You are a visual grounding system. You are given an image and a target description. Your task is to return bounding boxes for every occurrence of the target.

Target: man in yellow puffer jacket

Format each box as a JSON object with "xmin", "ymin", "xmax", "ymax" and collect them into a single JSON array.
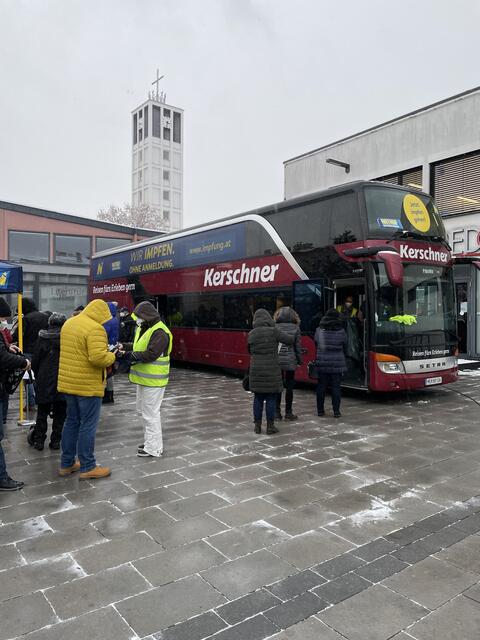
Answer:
[{"xmin": 57, "ymin": 299, "xmax": 116, "ymax": 480}]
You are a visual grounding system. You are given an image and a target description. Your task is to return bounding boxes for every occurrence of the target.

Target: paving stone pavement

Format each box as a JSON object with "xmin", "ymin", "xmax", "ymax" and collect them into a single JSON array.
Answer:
[{"xmin": 1, "ymin": 366, "xmax": 480, "ymax": 639}]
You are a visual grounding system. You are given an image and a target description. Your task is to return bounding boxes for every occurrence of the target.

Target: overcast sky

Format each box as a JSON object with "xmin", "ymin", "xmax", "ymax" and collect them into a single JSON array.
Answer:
[{"xmin": 0, "ymin": 0, "xmax": 479, "ymax": 228}]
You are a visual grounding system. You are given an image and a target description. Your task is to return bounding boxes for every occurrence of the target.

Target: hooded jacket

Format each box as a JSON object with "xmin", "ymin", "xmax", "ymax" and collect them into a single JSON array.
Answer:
[
  {"xmin": 0, "ymin": 332, "xmax": 28, "ymax": 396},
  {"xmin": 12, "ymin": 298, "xmax": 49, "ymax": 353},
  {"xmin": 103, "ymin": 302, "xmax": 120, "ymax": 346},
  {"xmin": 32, "ymin": 327, "xmax": 64, "ymax": 404},
  {"xmin": 57, "ymin": 300, "xmax": 115, "ymax": 397},
  {"xmin": 123, "ymin": 301, "xmax": 170, "ymax": 363},
  {"xmin": 247, "ymin": 309, "xmax": 295, "ymax": 393},
  {"xmin": 274, "ymin": 307, "xmax": 303, "ymax": 371},
  {"xmin": 314, "ymin": 310, "xmax": 347, "ymax": 375}
]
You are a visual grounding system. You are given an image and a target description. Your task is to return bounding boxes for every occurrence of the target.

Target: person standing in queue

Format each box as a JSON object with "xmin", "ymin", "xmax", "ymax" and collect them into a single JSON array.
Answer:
[
  {"xmin": 248, "ymin": 308, "xmax": 294, "ymax": 435},
  {"xmin": 103, "ymin": 302, "xmax": 120, "ymax": 405},
  {"xmin": 0, "ymin": 297, "xmax": 30, "ymax": 490},
  {"xmin": 57, "ymin": 299, "xmax": 116, "ymax": 479},
  {"xmin": 314, "ymin": 308, "xmax": 347, "ymax": 418},
  {"xmin": 337, "ymin": 295, "xmax": 357, "ymax": 319},
  {"xmin": 118, "ymin": 301, "xmax": 172, "ymax": 458},
  {"xmin": 273, "ymin": 306, "xmax": 303, "ymax": 421}
]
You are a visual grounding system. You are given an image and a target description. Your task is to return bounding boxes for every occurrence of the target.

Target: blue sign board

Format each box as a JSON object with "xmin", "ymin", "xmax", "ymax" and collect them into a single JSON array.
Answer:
[
  {"xmin": 92, "ymin": 224, "xmax": 246, "ymax": 281},
  {"xmin": 0, "ymin": 261, "xmax": 23, "ymax": 294}
]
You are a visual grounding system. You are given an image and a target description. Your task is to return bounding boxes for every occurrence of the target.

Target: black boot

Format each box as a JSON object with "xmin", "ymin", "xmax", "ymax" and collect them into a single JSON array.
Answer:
[
  {"xmin": 254, "ymin": 420, "xmax": 262, "ymax": 434},
  {"xmin": 267, "ymin": 420, "xmax": 279, "ymax": 435},
  {"xmin": 284, "ymin": 412, "xmax": 298, "ymax": 420},
  {"xmin": 102, "ymin": 390, "xmax": 114, "ymax": 405},
  {"xmin": 27, "ymin": 426, "xmax": 35, "ymax": 447},
  {"xmin": 275, "ymin": 409, "xmax": 283, "ymax": 421},
  {"xmin": 33, "ymin": 438, "xmax": 45, "ymax": 451}
]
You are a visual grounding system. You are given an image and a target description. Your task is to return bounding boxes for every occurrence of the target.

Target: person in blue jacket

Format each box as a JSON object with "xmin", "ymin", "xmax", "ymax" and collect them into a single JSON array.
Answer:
[{"xmin": 103, "ymin": 302, "xmax": 119, "ymax": 404}]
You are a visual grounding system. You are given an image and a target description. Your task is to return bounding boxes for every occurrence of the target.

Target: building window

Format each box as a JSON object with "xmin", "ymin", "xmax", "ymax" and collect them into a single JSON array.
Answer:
[
  {"xmin": 173, "ymin": 112, "xmax": 181, "ymax": 143},
  {"xmin": 133, "ymin": 113, "xmax": 137, "ymax": 145},
  {"xmin": 163, "ymin": 170, "xmax": 170, "ymax": 183},
  {"xmin": 138, "ymin": 169, "xmax": 143, "ymax": 186},
  {"xmin": 164, "ymin": 108, "xmax": 171, "ymax": 118},
  {"xmin": 163, "ymin": 190, "xmax": 170, "ymax": 201},
  {"xmin": 144, "ymin": 106, "xmax": 148, "ymax": 138},
  {"xmin": 96, "ymin": 237, "xmax": 130, "ymax": 253},
  {"xmin": 432, "ymin": 151, "xmax": 480, "ymax": 215},
  {"xmin": 163, "ymin": 210, "xmax": 170, "ymax": 223},
  {"xmin": 375, "ymin": 167, "xmax": 423, "ymax": 191},
  {"xmin": 139, "ymin": 128, "xmax": 143, "ymax": 142},
  {"xmin": 163, "ymin": 150, "xmax": 170, "ymax": 163},
  {"xmin": 139, "ymin": 150, "xmax": 143, "ymax": 164},
  {"xmin": 163, "ymin": 127, "xmax": 171, "ymax": 141},
  {"xmin": 54, "ymin": 235, "xmax": 91, "ymax": 265},
  {"xmin": 152, "ymin": 105, "xmax": 161, "ymax": 138},
  {"xmin": 9, "ymin": 231, "xmax": 49, "ymax": 263},
  {"xmin": 138, "ymin": 191, "xmax": 143, "ymax": 204}
]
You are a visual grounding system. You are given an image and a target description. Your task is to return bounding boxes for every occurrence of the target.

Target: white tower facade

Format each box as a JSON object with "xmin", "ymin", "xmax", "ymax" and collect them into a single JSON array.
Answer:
[{"xmin": 131, "ymin": 79, "xmax": 184, "ymax": 232}]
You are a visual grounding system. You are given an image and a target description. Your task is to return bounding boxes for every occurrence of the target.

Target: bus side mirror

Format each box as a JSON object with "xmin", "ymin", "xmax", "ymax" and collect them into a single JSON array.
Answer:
[{"xmin": 378, "ymin": 250, "xmax": 404, "ymax": 288}]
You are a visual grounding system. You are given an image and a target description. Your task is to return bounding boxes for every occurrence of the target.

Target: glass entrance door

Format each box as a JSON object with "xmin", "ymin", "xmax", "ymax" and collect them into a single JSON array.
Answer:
[{"xmin": 455, "ymin": 281, "xmax": 468, "ymax": 354}]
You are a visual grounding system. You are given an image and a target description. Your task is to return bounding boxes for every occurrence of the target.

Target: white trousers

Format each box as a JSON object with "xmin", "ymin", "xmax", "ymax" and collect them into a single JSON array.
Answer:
[{"xmin": 136, "ymin": 385, "xmax": 165, "ymax": 456}]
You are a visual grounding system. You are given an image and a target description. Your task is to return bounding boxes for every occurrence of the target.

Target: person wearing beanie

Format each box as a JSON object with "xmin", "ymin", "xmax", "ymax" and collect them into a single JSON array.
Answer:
[
  {"xmin": 57, "ymin": 300, "xmax": 115, "ymax": 480},
  {"xmin": 314, "ymin": 308, "xmax": 347, "ymax": 418},
  {"xmin": 0, "ymin": 297, "xmax": 30, "ymax": 490},
  {"xmin": 28, "ymin": 313, "xmax": 67, "ymax": 451},
  {"xmin": 118, "ymin": 301, "xmax": 172, "ymax": 458},
  {"xmin": 11, "ymin": 297, "xmax": 49, "ymax": 412}
]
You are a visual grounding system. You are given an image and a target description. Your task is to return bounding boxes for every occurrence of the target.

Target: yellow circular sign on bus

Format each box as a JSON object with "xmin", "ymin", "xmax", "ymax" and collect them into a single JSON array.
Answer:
[{"xmin": 403, "ymin": 194, "xmax": 431, "ymax": 232}]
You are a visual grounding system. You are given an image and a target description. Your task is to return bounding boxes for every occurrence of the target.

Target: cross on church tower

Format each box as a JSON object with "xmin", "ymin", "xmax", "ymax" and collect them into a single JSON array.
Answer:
[{"xmin": 151, "ymin": 69, "xmax": 164, "ymax": 101}]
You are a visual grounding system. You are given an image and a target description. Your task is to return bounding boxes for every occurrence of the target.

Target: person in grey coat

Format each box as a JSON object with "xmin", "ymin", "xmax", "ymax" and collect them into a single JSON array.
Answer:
[
  {"xmin": 248, "ymin": 309, "xmax": 294, "ymax": 435},
  {"xmin": 274, "ymin": 306, "xmax": 302, "ymax": 420},
  {"xmin": 314, "ymin": 308, "xmax": 347, "ymax": 418}
]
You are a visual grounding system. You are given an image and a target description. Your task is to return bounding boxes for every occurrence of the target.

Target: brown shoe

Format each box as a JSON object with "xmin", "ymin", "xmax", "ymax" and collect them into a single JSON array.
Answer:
[
  {"xmin": 79, "ymin": 466, "xmax": 111, "ymax": 480},
  {"xmin": 58, "ymin": 461, "xmax": 81, "ymax": 477}
]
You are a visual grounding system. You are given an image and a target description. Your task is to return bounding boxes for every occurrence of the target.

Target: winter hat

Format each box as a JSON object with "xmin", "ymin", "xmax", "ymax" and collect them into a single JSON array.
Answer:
[
  {"xmin": 319, "ymin": 308, "xmax": 343, "ymax": 329},
  {"xmin": 0, "ymin": 297, "xmax": 11, "ymax": 318},
  {"xmin": 48, "ymin": 312, "xmax": 67, "ymax": 328}
]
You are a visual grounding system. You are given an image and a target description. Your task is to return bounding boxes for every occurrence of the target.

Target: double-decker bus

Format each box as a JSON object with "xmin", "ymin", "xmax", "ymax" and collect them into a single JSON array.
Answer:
[{"xmin": 90, "ymin": 181, "xmax": 458, "ymax": 392}]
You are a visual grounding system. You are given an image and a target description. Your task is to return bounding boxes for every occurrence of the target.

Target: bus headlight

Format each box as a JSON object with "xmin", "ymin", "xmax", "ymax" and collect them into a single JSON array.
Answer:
[
  {"xmin": 377, "ymin": 361, "xmax": 405, "ymax": 374},
  {"xmin": 374, "ymin": 353, "xmax": 405, "ymax": 374}
]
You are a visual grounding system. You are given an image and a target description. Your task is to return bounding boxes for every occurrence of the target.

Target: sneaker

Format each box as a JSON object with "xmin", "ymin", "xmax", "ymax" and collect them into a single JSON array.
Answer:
[
  {"xmin": 137, "ymin": 449, "xmax": 163, "ymax": 457},
  {"xmin": 0, "ymin": 477, "xmax": 24, "ymax": 491},
  {"xmin": 137, "ymin": 443, "xmax": 145, "ymax": 453},
  {"xmin": 334, "ymin": 412, "xmax": 342, "ymax": 418},
  {"xmin": 284, "ymin": 413, "xmax": 298, "ymax": 420},
  {"xmin": 58, "ymin": 461, "xmax": 81, "ymax": 477},
  {"xmin": 79, "ymin": 466, "xmax": 111, "ymax": 480}
]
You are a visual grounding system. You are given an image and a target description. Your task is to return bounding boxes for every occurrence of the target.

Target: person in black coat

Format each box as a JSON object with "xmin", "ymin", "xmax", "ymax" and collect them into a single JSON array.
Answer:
[
  {"xmin": 28, "ymin": 313, "xmax": 67, "ymax": 451},
  {"xmin": 247, "ymin": 309, "xmax": 294, "ymax": 435},
  {"xmin": 314, "ymin": 308, "xmax": 347, "ymax": 418},
  {"xmin": 274, "ymin": 306, "xmax": 303, "ymax": 421},
  {"xmin": 0, "ymin": 297, "xmax": 29, "ymax": 490},
  {"xmin": 12, "ymin": 297, "xmax": 49, "ymax": 410}
]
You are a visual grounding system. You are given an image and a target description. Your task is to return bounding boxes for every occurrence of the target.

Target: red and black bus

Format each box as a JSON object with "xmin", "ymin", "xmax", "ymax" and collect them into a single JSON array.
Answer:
[{"xmin": 90, "ymin": 181, "xmax": 458, "ymax": 391}]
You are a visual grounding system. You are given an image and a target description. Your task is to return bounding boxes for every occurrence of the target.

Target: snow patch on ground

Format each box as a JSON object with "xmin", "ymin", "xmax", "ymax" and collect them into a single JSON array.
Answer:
[
  {"xmin": 349, "ymin": 499, "xmax": 395, "ymax": 526},
  {"xmin": 460, "ymin": 369, "xmax": 480, "ymax": 378}
]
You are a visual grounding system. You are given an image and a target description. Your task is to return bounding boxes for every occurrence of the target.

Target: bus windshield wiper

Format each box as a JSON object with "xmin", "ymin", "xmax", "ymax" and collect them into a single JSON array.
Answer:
[{"xmin": 389, "ymin": 230, "xmax": 429, "ymax": 241}]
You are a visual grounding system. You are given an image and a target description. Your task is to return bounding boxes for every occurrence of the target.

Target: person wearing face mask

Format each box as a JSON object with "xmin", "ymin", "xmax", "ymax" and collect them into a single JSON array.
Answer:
[
  {"xmin": 0, "ymin": 297, "xmax": 31, "ymax": 490},
  {"xmin": 337, "ymin": 295, "xmax": 358, "ymax": 319},
  {"xmin": 117, "ymin": 301, "xmax": 172, "ymax": 458}
]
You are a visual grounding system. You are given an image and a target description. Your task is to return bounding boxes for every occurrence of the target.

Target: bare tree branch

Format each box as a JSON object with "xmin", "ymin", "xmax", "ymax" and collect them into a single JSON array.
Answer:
[{"xmin": 97, "ymin": 203, "xmax": 166, "ymax": 230}]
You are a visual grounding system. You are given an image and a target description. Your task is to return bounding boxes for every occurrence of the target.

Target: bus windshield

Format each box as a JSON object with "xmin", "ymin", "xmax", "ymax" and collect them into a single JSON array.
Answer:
[
  {"xmin": 365, "ymin": 186, "xmax": 446, "ymax": 240},
  {"xmin": 373, "ymin": 263, "xmax": 456, "ymax": 346}
]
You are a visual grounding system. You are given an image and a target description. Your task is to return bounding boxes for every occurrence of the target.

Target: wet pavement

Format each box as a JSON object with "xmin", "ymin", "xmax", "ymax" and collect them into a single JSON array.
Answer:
[{"xmin": 1, "ymin": 367, "xmax": 480, "ymax": 639}]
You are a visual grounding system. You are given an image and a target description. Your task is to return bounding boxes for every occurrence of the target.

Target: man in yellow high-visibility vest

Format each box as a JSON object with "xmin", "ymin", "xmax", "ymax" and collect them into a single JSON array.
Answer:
[{"xmin": 119, "ymin": 301, "xmax": 172, "ymax": 458}]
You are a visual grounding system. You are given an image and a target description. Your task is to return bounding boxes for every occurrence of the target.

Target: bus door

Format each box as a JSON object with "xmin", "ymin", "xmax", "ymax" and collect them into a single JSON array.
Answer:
[
  {"xmin": 333, "ymin": 278, "xmax": 367, "ymax": 388},
  {"xmin": 293, "ymin": 280, "xmax": 332, "ymax": 370}
]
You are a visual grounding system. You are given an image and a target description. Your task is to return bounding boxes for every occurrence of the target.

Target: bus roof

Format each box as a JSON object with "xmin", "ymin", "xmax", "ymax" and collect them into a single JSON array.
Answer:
[{"xmin": 93, "ymin": 180, "xmax": 430, "ymax": 259}]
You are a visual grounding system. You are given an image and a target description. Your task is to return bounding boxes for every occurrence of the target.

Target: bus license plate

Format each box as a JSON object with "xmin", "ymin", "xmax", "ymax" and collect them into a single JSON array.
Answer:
[{"xmin": 425, "ymin": 376, "xmax": 442, "ymax": 386}]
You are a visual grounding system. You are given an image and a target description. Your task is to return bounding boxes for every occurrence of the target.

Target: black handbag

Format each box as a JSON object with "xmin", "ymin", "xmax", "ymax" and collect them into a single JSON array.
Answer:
[
  {"xmin": 307, "ymin": 361, "xmax": 318, "ymax": 380},
  {"xmin": 242, "ymin": 374, "xmax": 250, "ymax": 391},
  {"xmin": 4, "ymin": 368, "xmax": 27, "ymax": 395}
]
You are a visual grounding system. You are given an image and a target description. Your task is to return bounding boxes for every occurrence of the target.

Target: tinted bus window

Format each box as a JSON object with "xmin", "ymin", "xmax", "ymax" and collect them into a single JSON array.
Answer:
[
  {"xmin": 245, "ymin": 221, "xmax": 280, "ymax": 257},
  {"xmin": 365, "ymin": 187, "xmax": 446, "ymax": 239}
]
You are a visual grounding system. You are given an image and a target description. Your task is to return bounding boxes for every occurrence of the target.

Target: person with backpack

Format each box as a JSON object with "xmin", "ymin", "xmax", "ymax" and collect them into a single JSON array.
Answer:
[
  {"xmin": 314, "ymin": 308, "xmax": 347, "ymax": 418},
  {"xmin": 247, "ymin": 308, "xmax": 294, "ymax": 435},
  {"xmin": 118, "ymin": 301, "xmax": 172, "ymax": 458},
  {"xmin": 0, "ymin": 297, "xmax": 30, "ymax": 490},
  {"xmin": 273, "ymin": 306, "xmax": 303, "ymax": 421},
  {"xmin": 28, "ymin": 313, "xmax": 67, "ymax": 451}
]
